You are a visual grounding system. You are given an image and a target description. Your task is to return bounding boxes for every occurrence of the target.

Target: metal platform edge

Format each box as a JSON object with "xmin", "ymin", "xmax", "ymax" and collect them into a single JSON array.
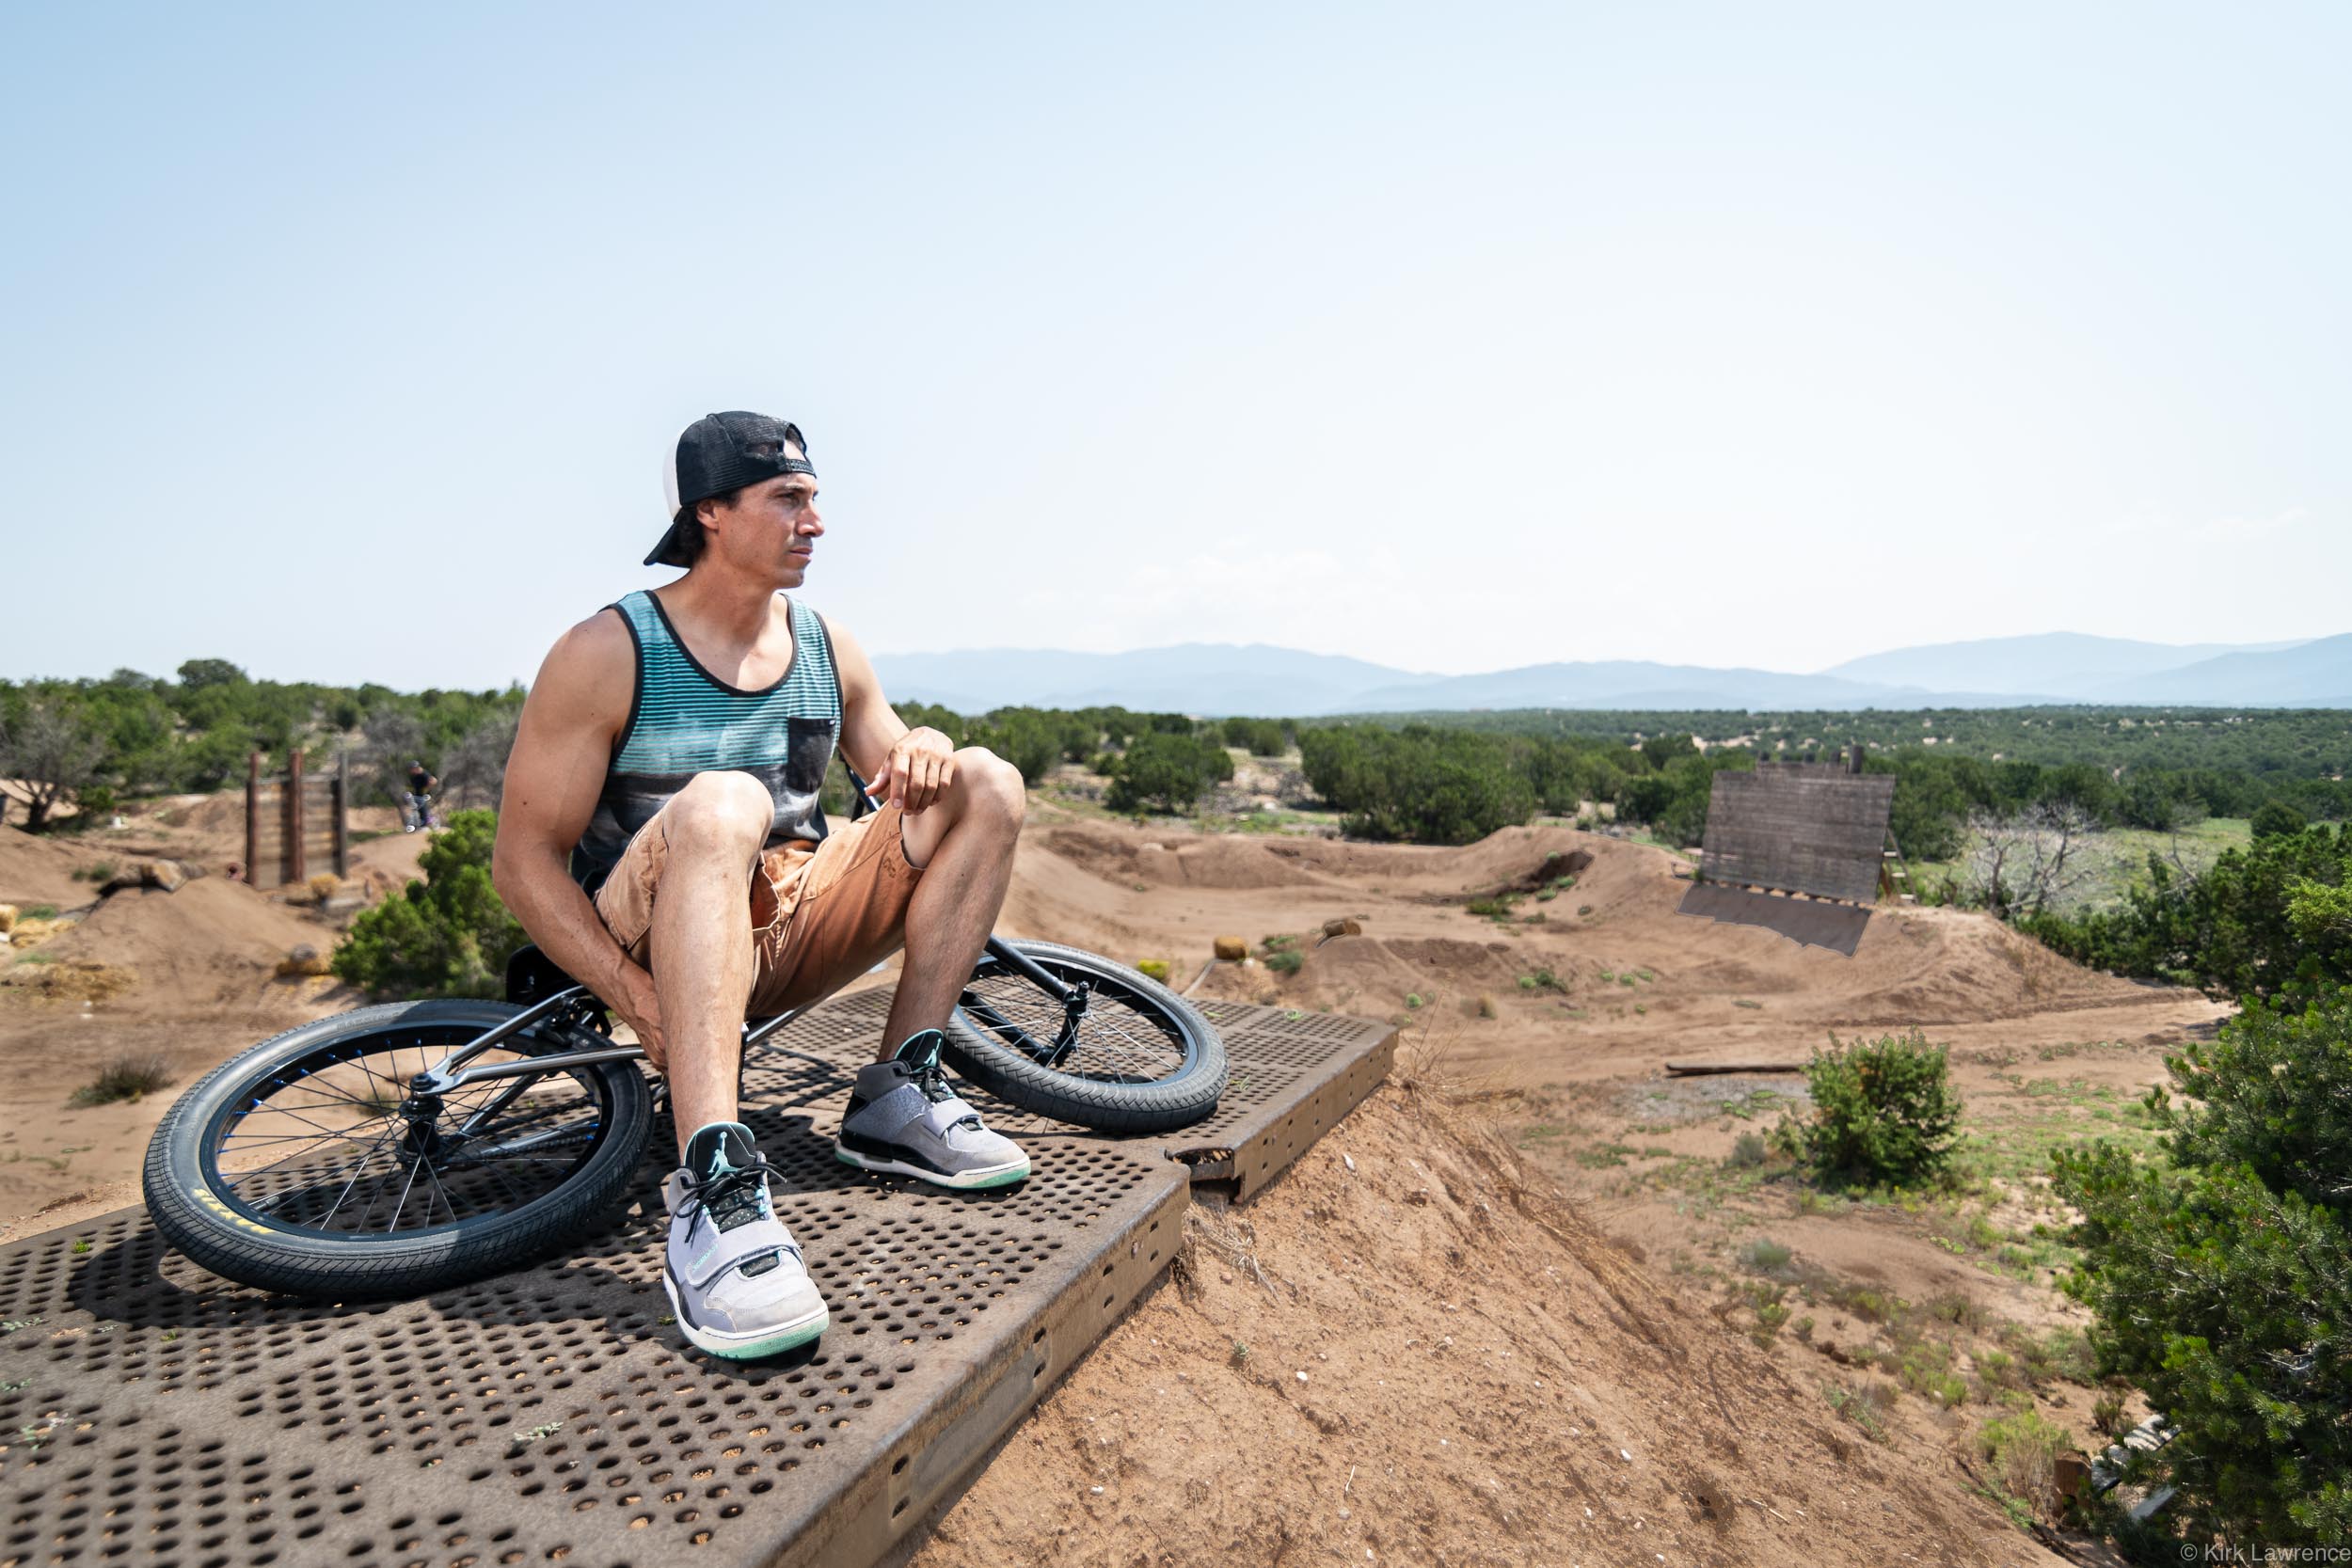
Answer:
[
  {"xmin": 1172, "ymin": 1013, "xmax": 1399, "ymax": 1204},
  {"xmin": 787, "ymin": 1170, "xmax": 1192, "ymax": 1568}
]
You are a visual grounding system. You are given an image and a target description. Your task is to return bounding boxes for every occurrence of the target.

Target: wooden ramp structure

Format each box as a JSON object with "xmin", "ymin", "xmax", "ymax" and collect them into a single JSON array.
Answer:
[
  {"xmin": 0, "ymin": 992, "xmax": 1393, "ymax": 1568},
  {"xmin": 1679, "ymin": 752, "xmax": 1898, "ymax": 956}
]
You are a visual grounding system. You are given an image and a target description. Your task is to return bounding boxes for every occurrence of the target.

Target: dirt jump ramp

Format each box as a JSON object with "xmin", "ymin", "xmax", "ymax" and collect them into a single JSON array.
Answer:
[{"xmin": 0, "ymin": 993, "xmax": 1393, "ymax": 1568}]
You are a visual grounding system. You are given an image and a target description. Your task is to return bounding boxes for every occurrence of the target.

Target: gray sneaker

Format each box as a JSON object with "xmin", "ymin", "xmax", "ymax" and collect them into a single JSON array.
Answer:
[
  {"xmin": 834, "ymin": 1030, "xmax": 1031, "ymax": 1190},
  {"xmin": 661, "ymin": 1122, "xmax": 828, "ymax": 1359}
]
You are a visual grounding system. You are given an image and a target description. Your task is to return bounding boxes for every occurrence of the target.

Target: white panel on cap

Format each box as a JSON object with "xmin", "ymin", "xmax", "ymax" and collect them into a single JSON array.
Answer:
[{"xmin": 662, "ymin": 424, "xmax": 690, "ymax": 517}]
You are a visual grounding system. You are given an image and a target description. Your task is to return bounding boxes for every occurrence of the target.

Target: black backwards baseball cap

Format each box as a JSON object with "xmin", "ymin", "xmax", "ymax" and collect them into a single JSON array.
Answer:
[{"xmin": 644, "ymin": 411, "xmax": 817, "ymax": 568}]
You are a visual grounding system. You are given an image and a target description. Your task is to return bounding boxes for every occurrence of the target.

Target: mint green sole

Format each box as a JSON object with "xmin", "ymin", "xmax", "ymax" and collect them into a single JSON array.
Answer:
[
  {"xmin": 694, "ymin": 1314, "xmax": 829, "ymax": 1361},
  {"xmin": 834, "ymin": 1147, "xmax": 1032, "ymax": 1190}
]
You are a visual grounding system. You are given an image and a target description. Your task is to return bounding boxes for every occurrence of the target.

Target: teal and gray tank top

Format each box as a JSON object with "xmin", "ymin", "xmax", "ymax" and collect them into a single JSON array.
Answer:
[{"xmin": 569, "ymin": 590, "xmax": 842, "ymax": 895}]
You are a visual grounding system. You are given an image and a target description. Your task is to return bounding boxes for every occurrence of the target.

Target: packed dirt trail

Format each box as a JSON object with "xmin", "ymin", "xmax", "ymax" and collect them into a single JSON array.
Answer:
[
  {"xmin": 1004, "ymin": 807, "xmax": 2223, "ymax": 1081},
  {"xmin": 1, "ymin": 794, "xmax": 2222, "ymax": 1562},
  {"xmin": 911, "ymin": 1078, "xmax": 2057, "ymax": 1568},
  {"xmin": 0, "ymin": 800, "xmax": 423, "ymax": 1231}
]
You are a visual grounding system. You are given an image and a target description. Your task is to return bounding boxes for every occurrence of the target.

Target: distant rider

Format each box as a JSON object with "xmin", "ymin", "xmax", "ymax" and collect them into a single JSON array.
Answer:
[{"xmin": 405, "ymin": 761, "xmax": 438, "ymax": 832}]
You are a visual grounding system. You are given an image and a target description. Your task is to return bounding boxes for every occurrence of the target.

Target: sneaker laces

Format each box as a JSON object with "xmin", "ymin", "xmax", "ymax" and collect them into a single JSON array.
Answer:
[
  {"xmin": 907, "ymin": 1057, "xmax": 985, "ymax": 1134},
  {"xmin": 682, "ymin": 1150, "xmax": 778, "ymax": 1238}
]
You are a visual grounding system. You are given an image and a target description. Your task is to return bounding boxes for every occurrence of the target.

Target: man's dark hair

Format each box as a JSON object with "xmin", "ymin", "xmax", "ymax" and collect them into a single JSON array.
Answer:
[{"xmin": 675, "ymin": 484, "xmax": 747, "ymax": 566}]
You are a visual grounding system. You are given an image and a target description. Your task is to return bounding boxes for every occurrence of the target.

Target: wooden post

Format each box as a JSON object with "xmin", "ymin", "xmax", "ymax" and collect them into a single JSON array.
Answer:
[
  {"xmin": 284, "ymin": 750, "xmax": 307, "ymax": 887},
  {"xmin": 246, "ymin": 752, "xmax": 262, "ymax": 884},
  {"xmin": 332, "ymin": 750, "xmax": 349, "ymax": 879}
]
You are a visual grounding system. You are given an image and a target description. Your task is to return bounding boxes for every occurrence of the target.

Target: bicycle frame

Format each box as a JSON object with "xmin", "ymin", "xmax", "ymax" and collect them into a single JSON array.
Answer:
[
  {"xmin": 411, "ymin": 772, "xmax": 1093, "ymax": 1098},
  {"xmin": 408, "ymin": 934, "xmax": 1085, "ymax": 1097}
]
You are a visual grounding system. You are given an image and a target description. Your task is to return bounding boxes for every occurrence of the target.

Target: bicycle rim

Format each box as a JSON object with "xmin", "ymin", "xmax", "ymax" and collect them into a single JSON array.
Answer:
[
  {"xmin": 199, "ymin": 1023, "xmax": 617, "ymax": 1239},
  {"xmin": 958, "ymin": 958, "xmax": 1196, "ymax": 1085}
]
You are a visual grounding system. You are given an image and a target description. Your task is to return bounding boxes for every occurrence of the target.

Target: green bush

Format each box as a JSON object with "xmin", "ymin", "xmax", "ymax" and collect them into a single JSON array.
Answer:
[
  {"xmin": 1219, "ymin": 717, "xmax": 1287, "ymax": 756},
  {"xmin": 2023, "ymin": 824, "xmax": 2352, "ymax": 998},
  {"xmin": 2053, "ymin": 988, "xmax": 2352, "ymax": 1544},
  {"xmin": 1104, "ymin": 733, "xmax": 1232, "ymax": 814},
  {"xmin": 1299, "ymin": 725, "xmax": 1537, "ymax": 846},
  {"xmin": 2252, "ymin": 799, "xmax": 2310, "ymax": 840},
  {"xmin": 1263, "ymin": 948, "xmax": 1303, "ymax": 975},
  {"xmin": 1781, "ymin": 1030, "xmax": 1959, "ymax": 1186},
  {"xmin": 332, "ymin": 810, "xmax": 527, "ymax": 998}
]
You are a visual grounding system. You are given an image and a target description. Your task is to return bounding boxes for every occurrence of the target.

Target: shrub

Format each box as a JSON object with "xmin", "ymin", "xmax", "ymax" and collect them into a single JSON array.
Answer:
[
  {"xmin": 1134, "ymin": 958, "xmax": 1170, "ymax": 983},
  {"xmin": 1263, "ymin": 948, "xmax": 1303, "ymax": 975},
  {"xmin": 1782, "ymin": 1030, "xmax": 1960, "ymax": 1186},
  {"xmin": 2053, "ymin": 988, "xmax": 2352, "ymax": 1544},
  {"xmin": 2251, "ymin": 800, "xmax": 2309, "ymax": 840},
  {"xmin": 1298, "ymin": 725, "xmax": 1536, "ymax": 845},
  {"xmin": 1104, "ymin": 733, "xmax": 1232, "ymax": 814},
  {"xmin": 1974, "ymin": 1409, "xmax": 2072, "ymax": 1525},
  {"xmin": 71, "ymin": 1053, "xmax": 173, "ymax": 1106},
  {"xmin": 332, "ymin": 810, "xmax": 527, "ymax": 998},
  {"xmin": 2022, "ymin": 824, "xmax": 2352, "ymax": 999},
  {"xmin": 1725, "ymin": 1131, "xmax": 1768, "ymax": 1168}
]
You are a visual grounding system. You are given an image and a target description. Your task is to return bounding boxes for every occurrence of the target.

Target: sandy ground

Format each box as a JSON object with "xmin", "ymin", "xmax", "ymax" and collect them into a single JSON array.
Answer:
[
  {"xmin": 0, "ymin": 797, "xmax": 425, "ymax": 1227},
  {"xmin": 0, "ymin": 788, "xmax": 2223, "ymax": 1563}
]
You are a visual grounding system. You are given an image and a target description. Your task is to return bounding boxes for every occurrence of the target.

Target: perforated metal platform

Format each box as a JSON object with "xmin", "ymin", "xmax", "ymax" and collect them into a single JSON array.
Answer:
[{"xmin": 0, "ymin": 994, "xmax": 1392, "ymax": 1568}]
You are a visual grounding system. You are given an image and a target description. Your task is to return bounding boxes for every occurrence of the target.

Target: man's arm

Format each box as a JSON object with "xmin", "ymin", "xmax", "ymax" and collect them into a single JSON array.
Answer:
[
  {"xmin": 491, "ymin": 610, "xmax": 667, "ymax": 1057},
  {"xmin": 830, "ymin": 621, "xmax": 958, "ymax": 815}
]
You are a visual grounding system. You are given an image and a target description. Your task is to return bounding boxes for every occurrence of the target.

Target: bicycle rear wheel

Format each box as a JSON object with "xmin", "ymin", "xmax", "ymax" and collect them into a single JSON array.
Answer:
[
  {"xmin": 144, "ymin": 999, "xmax": 654, "ymax": 1298},
  {"xmin": 943, "ymin": 941, "xmax": 1225, "ymax": 1132}
]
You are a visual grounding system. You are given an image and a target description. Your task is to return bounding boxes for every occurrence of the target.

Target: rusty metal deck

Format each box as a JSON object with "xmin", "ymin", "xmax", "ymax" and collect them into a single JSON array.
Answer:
[{"xmin": 0, "ymin": 995, "xmax": 1392, "ymax": 1568}]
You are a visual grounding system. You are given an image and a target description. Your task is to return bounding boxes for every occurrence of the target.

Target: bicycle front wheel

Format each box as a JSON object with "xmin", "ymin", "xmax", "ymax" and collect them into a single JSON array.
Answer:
[
  {"xmin": 944, "ymin": 941, "xmax": 1226, "ymax": 1132},
  {"xmin": 144, "ymin": 999, "xmax": 655, "ymax": 1298}
]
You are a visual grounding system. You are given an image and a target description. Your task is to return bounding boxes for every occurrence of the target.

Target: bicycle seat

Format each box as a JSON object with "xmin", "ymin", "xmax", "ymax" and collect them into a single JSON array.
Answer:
[{"xmin": 504, "ymin": 945, "xmax": 580, "ymax": 1006}]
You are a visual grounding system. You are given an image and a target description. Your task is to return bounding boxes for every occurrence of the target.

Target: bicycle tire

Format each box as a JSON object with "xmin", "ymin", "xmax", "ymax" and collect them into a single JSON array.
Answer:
[
  {"xmin": 943, "ymin": 941, "xmax": 1226, "ymax": 1132},
  {"xmin": 144, "ymin": 999, "xmax": 655, "ymax": 1299}
]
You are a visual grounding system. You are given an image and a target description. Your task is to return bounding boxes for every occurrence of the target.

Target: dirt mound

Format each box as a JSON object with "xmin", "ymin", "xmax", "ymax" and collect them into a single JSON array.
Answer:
[
  {"xmin": 37, "ymin": 877, "xmax": 335, "ymax": 1007},
  {"xmin": 1040, "ymin": 824, "xmax": 1339, "ymax": 892},
  {"xmin": 0, "ymin": 827, "xmax": 98, "ymax": 910},
  {"xmin": 915, "ymin": 1082, "xmax": 2033, "ymax": 1568}
]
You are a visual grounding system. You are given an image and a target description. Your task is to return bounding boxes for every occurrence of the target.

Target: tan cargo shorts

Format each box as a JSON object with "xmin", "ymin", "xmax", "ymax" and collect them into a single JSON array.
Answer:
[{"xmin": 592, "ymin": 798, "xmax": 923, "ymax": 1017}]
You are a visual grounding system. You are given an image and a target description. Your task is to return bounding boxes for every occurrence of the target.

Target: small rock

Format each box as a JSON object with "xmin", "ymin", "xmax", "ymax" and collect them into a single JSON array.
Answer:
[
  {"xmin": 1213, "ymin": 935, "xmax": 1248, "ymax": 961},
  {"xmin": 1321, "ymin": 917, "xmax": 1361, "ymax": 940},
  {"xmin": 1295, "ymin": 1370, "xmax": 1308, "ymax": 1384},
  {"xmin": 0, "ymin": 904, "xmax": 15, "ymax": 934},
  {"xmin": 1342, "ymin": 1153, "xmax": 1356, "ymax": 1173},
  {"xmin": 277, "ymin": 944, "xmax": 333, "ymax": 979}
]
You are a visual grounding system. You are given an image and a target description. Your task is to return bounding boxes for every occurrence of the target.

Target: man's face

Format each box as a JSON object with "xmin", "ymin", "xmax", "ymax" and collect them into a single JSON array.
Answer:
[{"xmin": 704, "ymin": 473, "xmax": 823, "ymax": 586}]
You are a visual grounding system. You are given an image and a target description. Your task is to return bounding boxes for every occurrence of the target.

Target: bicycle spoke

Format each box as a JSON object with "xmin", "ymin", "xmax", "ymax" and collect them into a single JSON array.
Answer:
[{"xmin": 205, "ymin": 1030, "xmax": 614, "ymax": 1237}]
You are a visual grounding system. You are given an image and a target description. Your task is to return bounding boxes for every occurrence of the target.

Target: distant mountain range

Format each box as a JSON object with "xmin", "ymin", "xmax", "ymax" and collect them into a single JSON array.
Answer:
[{"xmin": 872, "ymin": 632, "xmax": 2352, "ymax": 716}]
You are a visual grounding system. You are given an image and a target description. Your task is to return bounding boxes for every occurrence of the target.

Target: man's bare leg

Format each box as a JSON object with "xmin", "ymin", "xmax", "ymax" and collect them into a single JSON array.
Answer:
[
  {"xmin": 879, "ymin": 747, "xmax": 1025, "ymax": 1061},
  {"xmin": 648, "ymin": 770, "xmax": 774, "ymax": 1157}
]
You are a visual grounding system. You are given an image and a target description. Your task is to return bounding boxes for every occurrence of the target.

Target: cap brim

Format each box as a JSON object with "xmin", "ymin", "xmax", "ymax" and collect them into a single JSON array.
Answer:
[{"xmin": 643, "ymin": 511, "xmax": 695, "ymax": 568}]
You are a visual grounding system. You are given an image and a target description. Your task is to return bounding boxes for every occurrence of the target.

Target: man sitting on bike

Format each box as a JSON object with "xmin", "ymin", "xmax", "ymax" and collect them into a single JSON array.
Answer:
[{"xmin": 492, "ymin": 411, "xmax": 1028, "ymax": 1360}]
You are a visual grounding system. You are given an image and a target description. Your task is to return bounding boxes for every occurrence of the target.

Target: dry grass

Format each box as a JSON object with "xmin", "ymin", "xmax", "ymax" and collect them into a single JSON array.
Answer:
[
  {"xmin": 3, "ymin": 960, "xmax": 136, "ymax": 1004},
  {"xmin": 70, "ymin": 1053, "xmax": 174, "ymax": 1107}
]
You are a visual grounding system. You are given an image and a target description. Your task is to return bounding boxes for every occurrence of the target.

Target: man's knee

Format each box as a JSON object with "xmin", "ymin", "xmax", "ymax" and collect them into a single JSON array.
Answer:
[
  {"xmin": 662, "ymin": 771, "xmax": 774, "ymax": 858},
  {"xmin": 954, "ymin": 747, "xmax": 1025, "ymax": 830}
]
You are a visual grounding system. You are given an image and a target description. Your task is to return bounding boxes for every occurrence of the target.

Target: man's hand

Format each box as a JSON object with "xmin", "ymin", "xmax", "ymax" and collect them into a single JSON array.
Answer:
[
  {"xmin": 603, "ymin": 961, "xmax": 670, "ymax": 1070},
  {"xmin": 870, "ymin": 727, "xmax": 957, "ymax": 815}
]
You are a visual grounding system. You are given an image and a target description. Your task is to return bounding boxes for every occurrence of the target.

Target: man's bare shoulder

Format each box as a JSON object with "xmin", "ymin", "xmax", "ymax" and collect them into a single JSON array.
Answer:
[{"xmin": 527, "ymin": 607, "xmax": 635, "ymax": 731}]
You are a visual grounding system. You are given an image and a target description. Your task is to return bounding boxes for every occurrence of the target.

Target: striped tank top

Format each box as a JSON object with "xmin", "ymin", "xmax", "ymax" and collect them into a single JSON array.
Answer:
[{"xmin": 569, "ymin": 590, "xmax": 842, "ymax": 895}]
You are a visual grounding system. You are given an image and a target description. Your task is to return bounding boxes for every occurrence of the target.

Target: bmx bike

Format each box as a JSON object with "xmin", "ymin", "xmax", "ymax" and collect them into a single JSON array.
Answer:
[{"xmin": 144, "ymin": 934, "xmax": 1224, "ymax": 1300}]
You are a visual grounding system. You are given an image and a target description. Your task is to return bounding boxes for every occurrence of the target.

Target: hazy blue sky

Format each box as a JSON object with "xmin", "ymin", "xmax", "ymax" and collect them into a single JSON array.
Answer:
[{"xmin": 3, "ymin": 2, "xmax": 2344, "ymax": 689}]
